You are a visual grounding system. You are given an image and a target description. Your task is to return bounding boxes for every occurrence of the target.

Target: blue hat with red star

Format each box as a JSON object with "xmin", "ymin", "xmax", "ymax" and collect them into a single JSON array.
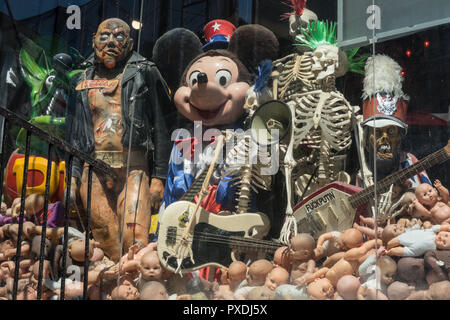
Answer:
[{"xmin": 203, "ymin": 19, "xmax": 236, "ymax": 51}]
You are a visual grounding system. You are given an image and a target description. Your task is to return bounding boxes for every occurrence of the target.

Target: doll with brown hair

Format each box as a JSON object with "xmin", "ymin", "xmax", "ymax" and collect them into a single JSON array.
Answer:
[
  {"xmin": 233, "ymin": 259, "xmax": 273, "ymax": 300},
  {"xmin": 313, "ymin": 228, "xmax": 363, "ymax": 268},
  {"xmin": 289, "ymin": 233, "xmax": 317, "ymax": 285},
  {"xmin": 386, "ymin": 224, "xmax": 450, "ymax": 257},
  {"xmin": 273, "ymin": 246, "xmax": 292, "ymax": 272},
  {"xmin": 298, "ymin": 239, "xmax": 383, "ymax": 287},
  {"xmin": 412, "ymin": 180, "xmax": 450, "ymax": 225}
]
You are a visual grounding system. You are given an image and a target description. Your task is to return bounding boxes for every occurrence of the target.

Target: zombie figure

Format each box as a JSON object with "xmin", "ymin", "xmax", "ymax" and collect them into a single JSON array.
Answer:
[{"xmin": 67, "ymin": 18, "xmax": 171, "ymax": 262}]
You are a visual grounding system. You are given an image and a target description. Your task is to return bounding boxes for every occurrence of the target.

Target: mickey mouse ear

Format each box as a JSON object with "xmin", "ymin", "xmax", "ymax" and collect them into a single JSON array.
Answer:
[
  {"xmin": 228, "ymin": 24, "xmax": 279, "ymax": 77},
  {"xmin": 152, "ymin": 28, "xmax": 203, "ymax": 92}
]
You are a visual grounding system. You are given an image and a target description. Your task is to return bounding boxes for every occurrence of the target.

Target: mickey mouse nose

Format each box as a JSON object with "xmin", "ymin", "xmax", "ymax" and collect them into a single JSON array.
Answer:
[{"xmin": 197, "ymin": 72, "xmax": 208, "ymax": 84}]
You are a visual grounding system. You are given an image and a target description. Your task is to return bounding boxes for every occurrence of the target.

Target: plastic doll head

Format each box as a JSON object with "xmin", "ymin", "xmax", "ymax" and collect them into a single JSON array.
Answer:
[
  {"xmin": 387, "ymin": 281, "xmax": 415, "ymax": 300},
  {"xmin": 139, "ymin": 251, "xmax": 163, "ymax": 282},
  {"xmin": 109, "ymin": 280, "xmax": 140, "ymax": 300},
  {"xmin": 93, "ymin": 18, "xmax": 133, "ymax": 69},
  {"xmin": 377, "ymin": 256, "xmax": 397, "ymax": 285},
  {"xmin": 336, "ymin": 275, "xmax": 361, "ymax": 300},
  {"xmin": 264, "ymin": 267, "xmax": 290, "ymax": 291},
  {"xmin": 68, "ymin": 238, "xmax": 93, "ymax": 263},
  {"xmin": 435, "ymin": 231, "xmax": 450, "ymax": 250},
  {"xmin": 273, "ymin": 246, "xmax": 292, "ymax": 272},
  {"xmin": 174, "ymin": 50, "xmax": 250, "ymax": 127},
  {"xmin": 397, "ymin": 257, "xmax": 425, "ymax": 283},
  {"xmin": 247, "ymin": 259, "xmax": 273, "ymax": 286},
  {"xmin": 428, "ymin": 280, "xmax": 450, "ymax": 300},
  {"xmin": 338, "ymin": 228, "xmax": 364, "ymax": 251},
  {"xmin": 307, "ymin": 278, "xmax": 335, "ymax": 300},
  {"xmin": 289, "ymin": 233, "xmax": 315, "ymax": 262},
  {"xmin": 248, "ymin": 286, "xmax": 275, "ymax": 300},
  {"xmin": 381, "ymin": 224, "xmax": 405, "ymax": 246},
  {"xmin": 227, "ymin": 261, "xmax": 247, "ymax": 290},
  {"xmin": 139, "ymin": 281, "xmax": 169, "ymax": 300},
  {"xmin": 415, "ymin": 183, "xmax": 439, "ymax": 208}
]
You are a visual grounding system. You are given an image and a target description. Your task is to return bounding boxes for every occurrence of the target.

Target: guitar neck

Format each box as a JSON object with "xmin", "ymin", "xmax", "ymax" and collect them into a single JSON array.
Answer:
[
  {"xmin": 227, "ymin": 236, "xmax": 281, "ymax": 254},
  {"xmin": 350, "ymin": 147, "xmax": 449, "ymax": 208}
]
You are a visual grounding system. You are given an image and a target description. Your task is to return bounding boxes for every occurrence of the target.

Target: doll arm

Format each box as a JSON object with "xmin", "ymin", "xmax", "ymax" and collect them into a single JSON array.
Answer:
[
  {"xmin": 439, "ymin": 224, "xmax": 450, "ymax": 232},
  {"xmin": 358, "ymin": 215, "xmax": 376, "ymax": 228},
  {"xmin": 412, "ymin": 199, "xmax": 432, "ymax": 218},
  {"xmin": 316, "ymin": 232, "xmax": 333, "ymax": 249},
  {"xmin": 322, "ymin": 252, "xmax": 345, "ymax": 268},
  {"xmin": 297, "ymin": 267, "xmax": 329, "ymax": 286},
  {"xmin": 434, "ymin": 180, "xmax": 449, "ymax": 203},
  {"xmin": 353, "ymin": 223, "xmax": 376, "ymax": 239},
  {"xmin": 344, "ymin": 239, "xmax": 382, "ymax": 261},
  {"xmin": 386, "ymin": 237, "xmax": 401, "ymax": 250},
  {"xmin": 386, "ymin": 247, "xmax": 405, "ymax": 257},
  {"xmin": 24, "ymin": 194, "xmax": 44, "ymax": 216}
]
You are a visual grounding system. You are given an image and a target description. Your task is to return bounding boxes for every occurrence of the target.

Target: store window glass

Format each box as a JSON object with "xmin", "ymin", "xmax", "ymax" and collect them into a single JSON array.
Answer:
[{"xmin": 0, "ymin": 0, "xmax": 448, "ymax": 301}]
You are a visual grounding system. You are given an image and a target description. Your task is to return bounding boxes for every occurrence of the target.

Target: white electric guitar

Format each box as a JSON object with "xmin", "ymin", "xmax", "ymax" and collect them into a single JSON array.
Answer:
[
  {"xmin": 157, "ymin": 201, "xmax": 279, "ymax": 273},
  {"xmin": 293, "ymin": 140, "xmax": 450, "ymax": 239}
]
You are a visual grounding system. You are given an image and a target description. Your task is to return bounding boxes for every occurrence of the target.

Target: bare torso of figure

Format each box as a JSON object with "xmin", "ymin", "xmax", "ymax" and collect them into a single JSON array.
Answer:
[{"xmin": 88, "ymin": 74, "xmax": 124, "ymax": 151}]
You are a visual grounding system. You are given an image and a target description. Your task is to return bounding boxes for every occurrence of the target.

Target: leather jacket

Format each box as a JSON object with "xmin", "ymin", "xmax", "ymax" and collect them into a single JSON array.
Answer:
[{"xmin": 66, "ymin": 51, "xmax": 171, "ymax": 182}]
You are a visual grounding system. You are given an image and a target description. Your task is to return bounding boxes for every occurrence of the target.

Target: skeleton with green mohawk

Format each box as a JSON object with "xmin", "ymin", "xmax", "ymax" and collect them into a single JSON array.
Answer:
[{"xmin": 268, "ymin": 19, "xmax": 367, "ymax": 244}]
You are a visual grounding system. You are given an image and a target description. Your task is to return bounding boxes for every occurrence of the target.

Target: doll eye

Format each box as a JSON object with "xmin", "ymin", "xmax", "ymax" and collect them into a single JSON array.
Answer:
[
  {"xmin": 215, "ymin": 69, "xmax": 232, "ymax": 87},
  {"xmin": 189, "ymin": 71, "xmax": 200, "ymax": 87}
]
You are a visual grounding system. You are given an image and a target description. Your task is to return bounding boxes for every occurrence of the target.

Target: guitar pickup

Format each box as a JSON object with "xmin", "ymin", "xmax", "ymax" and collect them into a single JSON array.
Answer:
[{"xmin": 166, "ymin": 226, "xmax": 177, "ymax": 246}]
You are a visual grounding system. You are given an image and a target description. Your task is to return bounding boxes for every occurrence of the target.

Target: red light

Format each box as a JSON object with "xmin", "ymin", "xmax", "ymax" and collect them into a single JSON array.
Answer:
[
  {"xmin": 406, "ymin": 49, "xmax": 412, "ymax": 57},
  {"xmin": 424, "ymin": 40, "xmax": 430, "ymax": 48},
  {"xmin": 401, "ymin": 71, "xmax": 405, "ymax": 77}
]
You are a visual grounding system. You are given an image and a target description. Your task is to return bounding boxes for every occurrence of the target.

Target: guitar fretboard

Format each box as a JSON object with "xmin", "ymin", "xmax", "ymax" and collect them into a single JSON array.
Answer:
[
  {"xmin": 181, "ymin": 164, "xmax": 219, "ymax": 202},
  {"xmin": 349, "ymin": 147, "xmax": 448, "ymax": 208}
]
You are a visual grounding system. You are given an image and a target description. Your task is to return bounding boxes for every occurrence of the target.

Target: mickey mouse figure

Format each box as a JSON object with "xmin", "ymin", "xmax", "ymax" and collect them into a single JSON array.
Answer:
[{"xmin": 156, "ymin": 21, "xmax": 280, "ymax": 227}]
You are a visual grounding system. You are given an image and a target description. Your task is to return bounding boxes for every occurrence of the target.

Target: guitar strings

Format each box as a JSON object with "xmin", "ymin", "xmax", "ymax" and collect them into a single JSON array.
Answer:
[{"xmin": 168, "ymin": 231, "xmax": 282, "ymax": 250}]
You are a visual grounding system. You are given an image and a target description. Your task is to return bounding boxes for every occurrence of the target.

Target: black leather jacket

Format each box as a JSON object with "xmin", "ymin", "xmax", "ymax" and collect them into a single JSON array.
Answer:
[{"xmin": 66, "ymin": 51, "xmax": 171, "ymax": 182}]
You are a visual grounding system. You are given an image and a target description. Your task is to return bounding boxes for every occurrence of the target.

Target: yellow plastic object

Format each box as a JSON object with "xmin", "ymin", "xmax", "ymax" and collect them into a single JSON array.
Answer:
[
  {"xmin": 12, "ymin": 156, "xmax": 59, "ymax": 198},
  {"xmin": 149, "ymin": 213, "xmax": 159, "ymax": 235}
]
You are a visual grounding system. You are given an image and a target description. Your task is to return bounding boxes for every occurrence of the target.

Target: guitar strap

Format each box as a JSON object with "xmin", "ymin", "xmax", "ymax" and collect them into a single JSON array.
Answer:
[{"xmin": 180, "ymin": 164, "xmax": 219, "ymax": 202}]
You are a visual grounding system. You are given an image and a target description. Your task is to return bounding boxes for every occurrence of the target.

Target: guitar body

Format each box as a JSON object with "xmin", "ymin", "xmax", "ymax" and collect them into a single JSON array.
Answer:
[
  {"xmin": 293, "ymin": 182, "xmax": 367, "ymax": 239},
  {"xmin": 157, "ymin": 200, "xmax": 271, "ymax": 273}
]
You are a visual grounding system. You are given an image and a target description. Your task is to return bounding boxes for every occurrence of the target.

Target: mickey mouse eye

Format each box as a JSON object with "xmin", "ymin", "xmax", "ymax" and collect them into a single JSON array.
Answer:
[
  {"xmin": 189, "ymin": 71, "xmax": 200, "ymax": 87},
  {"xmin": 215, "ymin": 69, "xmax": 232, "ymax": 87}
]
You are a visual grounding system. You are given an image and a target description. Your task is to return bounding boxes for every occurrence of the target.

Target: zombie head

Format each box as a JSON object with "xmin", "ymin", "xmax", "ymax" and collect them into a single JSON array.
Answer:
[{"xmin": 93, "ymin": 18, "xmax": 133, "ymax": 69}]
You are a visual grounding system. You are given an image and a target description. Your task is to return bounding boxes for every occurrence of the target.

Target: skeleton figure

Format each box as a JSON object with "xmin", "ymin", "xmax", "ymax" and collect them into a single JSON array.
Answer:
[
  {"xmin": 222, "ymin": 134, "xmax": 272, "ymax": 214},
  {"xmin": 274, "ymin": 21, "xmax": 361, "ymax": 243}
]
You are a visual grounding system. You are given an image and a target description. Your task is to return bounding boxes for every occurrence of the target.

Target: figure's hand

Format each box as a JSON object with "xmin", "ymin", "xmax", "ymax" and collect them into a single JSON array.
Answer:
[
  {"xmin": 375, "ymin": 246, "xmax": 386, "ymax": 258},
  {"xmin": 434, "ymin": 180, "xmax": 442, "ymax": 189},
  {"xmin": 150, "ymin": 178, "xmax": 164, "ymax": 213},
  {"xmin": 314, "ymin": 246, "xmax": 324, "ymax": 259}
]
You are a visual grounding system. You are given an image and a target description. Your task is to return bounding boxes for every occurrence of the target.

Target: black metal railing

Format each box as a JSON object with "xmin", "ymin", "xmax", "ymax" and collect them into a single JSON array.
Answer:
[{"xmin": 0, "ymin": 106, "xmax": 113, "ymax": 300}]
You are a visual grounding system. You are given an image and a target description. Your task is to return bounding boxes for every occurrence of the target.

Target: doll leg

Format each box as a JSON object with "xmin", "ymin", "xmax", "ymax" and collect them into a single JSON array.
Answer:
[
  {"xmin": 80, "ymin": 168, "xmax": 121, "ymax": 262},
  {"xmin": 117, "ymin": 169, "xmax": 151, "ymax": 255}
]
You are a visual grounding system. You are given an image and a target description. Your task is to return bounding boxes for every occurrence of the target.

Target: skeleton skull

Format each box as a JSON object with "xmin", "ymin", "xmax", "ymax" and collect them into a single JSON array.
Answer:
[{"xmin": 311, "ymin": 45, "xmax": 348, "ymax": 80}]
